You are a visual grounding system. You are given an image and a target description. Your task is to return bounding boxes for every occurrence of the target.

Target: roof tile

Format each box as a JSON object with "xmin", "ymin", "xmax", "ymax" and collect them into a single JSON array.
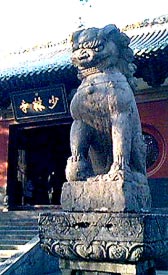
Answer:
[{"xmin": 0, "ymin": 23, "xmax": 167, "ymax": 91}]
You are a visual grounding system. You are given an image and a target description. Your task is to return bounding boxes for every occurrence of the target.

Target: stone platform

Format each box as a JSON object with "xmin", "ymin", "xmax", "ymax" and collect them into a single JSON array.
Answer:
[
  {"xmin": 61, "ymin": 177, "xmax": 151, "ymax": 213},
  {"xmin": 39, "ymin": 211, "xmax": 168, "ymax": 263},
  {"xmin": 59, "ymin": 258, "xmax": 156, "ymax": 275},
  {"xmin": 39, "ymin": 179, "xmax": 167, "ymax": 274}
]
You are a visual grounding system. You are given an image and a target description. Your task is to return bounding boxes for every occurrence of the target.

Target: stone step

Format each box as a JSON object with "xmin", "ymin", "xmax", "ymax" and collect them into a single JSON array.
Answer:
[
  {"xmin": 0, "ymin": 250, "xmax": 17, "ymax": 258},
  {"xmin": 0, "ymin": 223, "xmax": 38, "ymax": 231},
  {"xmin": 0, "ymin": 225, "xmax": 38, "ymax": 230},
  {"xmin": 0, "ymin": 234, "xmax": 37, "ymax": 240},
  {"xmin": 0, "ymin": 239, "xmax": 31, "ymax": 245},
  {"xmin": 0, "ymin": 214, "xmax": 38, "ymax": 219},
  {"xmin": 0, "ymin": 248, "xmax": 22, "ymax": 263},
  {"xmin": 0, "ymin": 258, "xmax": 6, "ymax": 265},
  {"xmin": 0, "ymin": 210, "xmax": 39, "ymax": 216},
  {"xmin": 0, "ymin": 218, "xmax": 37, "ymax": 221},
  {"xmin": 0, "ymin": 219, "xmax": 38, "ymax": 224},
  {"xmin": 0, "ymin": 244, "xmax": 24, "ymax": 250},
  {"xmin": 0, "ymin": 229, "xmax": 38, "ymax": 235},
  {"xmin": 0, "ymin": 210, "xmax": 39, "ymax": 268}
]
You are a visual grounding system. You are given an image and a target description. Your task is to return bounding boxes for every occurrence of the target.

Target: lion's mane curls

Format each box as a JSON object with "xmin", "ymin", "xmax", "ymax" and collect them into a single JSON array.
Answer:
[{"xmin": 102, "ymin": 24, "xmax": 137, "ymax": 92}]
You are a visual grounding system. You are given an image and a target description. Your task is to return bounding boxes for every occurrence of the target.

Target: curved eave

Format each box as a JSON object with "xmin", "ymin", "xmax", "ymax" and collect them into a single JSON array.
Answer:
[
  {"xmin": 0, "ymin": 24, "xmax": 168, "ymax": 93},
  {"xmin": 0, "ymin": 47, "xmax": 78, "ymax": 93},
  {"xmin": 0, "ymin": 47, "xmax": 72, "ymax": 79},
  {"xmin": 128, "ymin": 25, "xmax": 168, "ymax": 58}
]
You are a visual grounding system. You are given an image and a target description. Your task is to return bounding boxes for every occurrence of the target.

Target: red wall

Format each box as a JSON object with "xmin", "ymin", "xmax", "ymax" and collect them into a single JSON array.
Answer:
[
  {"xmin": 138, "ymin": 100, "xmax": 168, "ymax": 178},
  {"xmin": 0, "ymin": 120, "xmax": 10, "ymax": 189},
  {"xmin": 0, "ymin": 99, "xmax": 167, "ymax": 189}
]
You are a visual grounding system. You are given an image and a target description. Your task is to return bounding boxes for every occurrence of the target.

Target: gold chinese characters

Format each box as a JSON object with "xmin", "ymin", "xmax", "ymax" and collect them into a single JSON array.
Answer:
[{"xmin": 19, "ymin": 96, "xmax": 59, "ymax": 114}]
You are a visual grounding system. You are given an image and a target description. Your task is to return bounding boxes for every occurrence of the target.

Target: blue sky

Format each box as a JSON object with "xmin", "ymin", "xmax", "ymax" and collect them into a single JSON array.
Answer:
[{"xmin": 0, "ymin": 0, "xmax": 167, "ymax": 51}]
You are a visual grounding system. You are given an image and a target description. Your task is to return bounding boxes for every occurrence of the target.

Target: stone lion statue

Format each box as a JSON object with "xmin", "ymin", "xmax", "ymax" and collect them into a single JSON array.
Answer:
[{"xmin": 66, "ymin": 24, "xmax": 147, "ymax": 183}]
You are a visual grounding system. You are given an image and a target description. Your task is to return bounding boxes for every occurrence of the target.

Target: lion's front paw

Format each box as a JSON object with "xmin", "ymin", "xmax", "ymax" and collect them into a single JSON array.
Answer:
[
  {"xmin": 65, "ymin": 155, "xmax": 94, "ymax": 182},
  {"xmin": 108, "ymin": 162, "xmax": 133, "ymax": 181}
]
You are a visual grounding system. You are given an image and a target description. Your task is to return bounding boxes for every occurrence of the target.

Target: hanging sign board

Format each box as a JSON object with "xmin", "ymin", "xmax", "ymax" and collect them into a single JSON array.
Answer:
[{"xmin": 10, "ymin": 84, "xmax": 69, "ymax": 122}]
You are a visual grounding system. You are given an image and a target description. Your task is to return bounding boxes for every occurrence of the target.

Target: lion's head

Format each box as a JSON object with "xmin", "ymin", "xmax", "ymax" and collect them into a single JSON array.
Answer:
[{"xmin": 71, "ymin": 24, "xmax": 137, "ymax": 91}]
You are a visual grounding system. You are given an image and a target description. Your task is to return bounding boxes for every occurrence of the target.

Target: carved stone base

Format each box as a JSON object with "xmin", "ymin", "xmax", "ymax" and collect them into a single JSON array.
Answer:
[
  {"xmin": 39, "ymin": 211, "xmax": 168, "ymax": 263},
  {"xmin": 59, "ymin": 258, "xmax": 156, "ymax": 275},
  {"xmin": 61, "ymin": 178, "xmax": 151, "ymax": 212}
]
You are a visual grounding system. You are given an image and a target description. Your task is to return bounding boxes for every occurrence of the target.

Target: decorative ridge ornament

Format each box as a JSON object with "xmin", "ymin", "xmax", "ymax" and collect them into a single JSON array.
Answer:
[{"xmin": 122, "ymin": 14, "xmax": 168, "ymax": 32}]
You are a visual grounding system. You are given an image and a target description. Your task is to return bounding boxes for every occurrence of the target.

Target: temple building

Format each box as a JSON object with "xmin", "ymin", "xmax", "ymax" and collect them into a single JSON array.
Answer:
[{"xmin": 0, "ymin": 15, "xmax": 168, "ymax": 209}]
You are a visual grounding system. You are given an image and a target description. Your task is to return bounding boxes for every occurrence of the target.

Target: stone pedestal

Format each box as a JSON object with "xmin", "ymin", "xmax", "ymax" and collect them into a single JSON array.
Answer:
[
  {"xmin": 59, "ymin": 258, "xmax": 156, "ymax": 275},
  {"xmin": 39, "ymin": 211, "xmax": 168, "ymax": 271},
  {"xmin": 38, "ymin": 178, "xmax": 168, "ymax": 275},
  {"xmin": 61, "ymin": 178, "xmax": 151, "ymax": 213}
]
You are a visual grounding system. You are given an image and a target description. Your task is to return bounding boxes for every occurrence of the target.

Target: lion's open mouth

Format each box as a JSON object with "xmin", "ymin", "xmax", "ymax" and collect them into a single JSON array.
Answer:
[{"xmin": 78, "ymin": 53, "xmax": 90, "ymax": 60}]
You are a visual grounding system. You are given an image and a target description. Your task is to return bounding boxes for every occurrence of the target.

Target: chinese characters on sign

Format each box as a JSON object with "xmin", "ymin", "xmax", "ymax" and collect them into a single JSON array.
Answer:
[
  {"xmin": 49, "ymin": 95, "xmax": 59, "ymax": 109},
  {"xmin": 11, "ymin": 85, "xmax": 68, "ymax": 121},
  {"xmin": 19, "ymin": 100, "xmax": 30, "ymax": 114},
  {"xmin": 19, "ymin": 95, "xmax": 59, "ymax": 113}
]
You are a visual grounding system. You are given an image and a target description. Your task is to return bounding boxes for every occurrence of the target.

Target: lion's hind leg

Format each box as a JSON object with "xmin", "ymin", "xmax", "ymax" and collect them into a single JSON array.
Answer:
[{"xmin": 131, "ymin": 133, "xmax": 147, "ymax": 177}]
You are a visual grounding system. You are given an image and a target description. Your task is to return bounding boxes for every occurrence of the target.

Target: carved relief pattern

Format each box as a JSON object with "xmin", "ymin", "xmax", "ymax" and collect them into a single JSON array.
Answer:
[
  {"xmin": 39, "ymin": 213, "xmax": 168, "ymax": 263},
  {"xmin": 107, "ymin": 243, "xmax": 129, "ymax": 260},
  {"xmin": 39, "ymin": 213, "xmax": 70, "ymax": 239},
  {"xmin": 39, "ymin": 213, "xmax": 143, "ymax": 240},
  {"xmin": 40, "ymin": 238, "xmax": 168, "ymax": 262},
  {"xmin": 105, "ymin": 217, "xmax": 143, "ymax": 239}
]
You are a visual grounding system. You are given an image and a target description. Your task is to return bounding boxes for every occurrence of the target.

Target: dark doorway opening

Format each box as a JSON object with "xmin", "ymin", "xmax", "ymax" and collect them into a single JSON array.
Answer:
[{"xmin": 7, "ymin": 122, "xmax": 71, "ymax": 208}]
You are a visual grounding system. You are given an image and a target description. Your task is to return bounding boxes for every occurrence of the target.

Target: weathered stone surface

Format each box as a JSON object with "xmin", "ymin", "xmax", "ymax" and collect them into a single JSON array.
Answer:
[
  {"xmin": 39, "ymin": 24, "xmax": 163, "ymax": 275},
  {"xmin": 39, "ymin": 211, "xmax": 168, "ymax": 263},
  {"xmin": 65, "ymin": 24, "xmax": 147, "ymax": 192},
  {"xmin": 63, "ymin": 24, "xmax": 152, "ymax": 215},
  {"xmin": 59, "ymin": 258, "xmax": 155, "ymax": 275},
  {"xmin": 61, "ymin": 177, "xmax": 151, "ymax": 212}
]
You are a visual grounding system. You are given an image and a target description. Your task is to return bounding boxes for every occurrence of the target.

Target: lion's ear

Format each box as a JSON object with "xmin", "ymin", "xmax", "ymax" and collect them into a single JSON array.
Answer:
[
  {"xmin": 71, "ymin": 29, "xmax": 84, "ymax": 45},
  {"xmin": 101, "ymin": 24, "xmax": 118, "ymax": 36}
]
